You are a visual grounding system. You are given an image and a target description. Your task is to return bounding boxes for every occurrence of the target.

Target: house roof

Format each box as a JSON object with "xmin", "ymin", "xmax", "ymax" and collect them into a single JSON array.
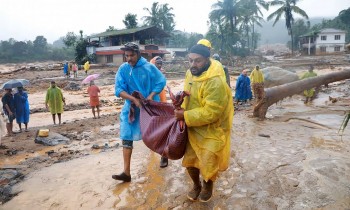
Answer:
[
  {"xmin": 88, "ymin": 26, "xmax": 170, "ymax": 39},
  {"xmin": 319, "ymin": 28, "xmax": 346, "ymax": 33},
  {"xmin": 300, "ymin": 28, "xmax": 347, "ymax": 38}
]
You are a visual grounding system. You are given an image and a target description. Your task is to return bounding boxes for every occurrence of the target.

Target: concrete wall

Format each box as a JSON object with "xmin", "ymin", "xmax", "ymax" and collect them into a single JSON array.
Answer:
[
  {"xmin": 315, "ymin": 31, "xmax": 346, "ymax": 55},
  {"xmin": 96, "ymin": 54, "xmax": 124, "ymax": 65}
]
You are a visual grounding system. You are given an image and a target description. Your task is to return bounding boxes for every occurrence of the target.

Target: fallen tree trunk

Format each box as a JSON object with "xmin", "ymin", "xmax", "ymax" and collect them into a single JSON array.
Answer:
[{"xmin": 253, "ymin": 69, "xmax": 350, "ymax": 119}]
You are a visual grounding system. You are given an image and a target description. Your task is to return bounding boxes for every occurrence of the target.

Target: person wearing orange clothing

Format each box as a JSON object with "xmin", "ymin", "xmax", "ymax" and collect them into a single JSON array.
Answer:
[
  {"xmin": 150, "ymin": 56, "xmax": 167, "ymax": 103},
  {"xmin": 87, "ymin": 80, "xmax": 101, "ymax": 119}
]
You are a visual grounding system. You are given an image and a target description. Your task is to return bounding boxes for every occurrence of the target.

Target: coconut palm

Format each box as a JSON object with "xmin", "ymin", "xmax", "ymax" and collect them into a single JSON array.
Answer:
[
  {"xmin": 210, "ymin": 0, "xmax": 241, "ymax": 35},
  {"xmin": 267, "ymin": 0, "xmax": 308, "ymax": 54},
  {"xmin": 159, "ymin": 3, "xmax": 175, "ymax": 32},
  {"xmin": 142, "ymin": 2, "xmax": 175, "ymax": 33},
  {"xmin": 143, "ymin": 2, "xmax": 161, "ymax": 28}
]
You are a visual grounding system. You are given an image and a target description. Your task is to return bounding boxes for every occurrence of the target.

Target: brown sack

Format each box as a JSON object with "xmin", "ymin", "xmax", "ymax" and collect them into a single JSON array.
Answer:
[{"xmin": 131, "ymin": 90, "xmax": 189, "ymax": 160}]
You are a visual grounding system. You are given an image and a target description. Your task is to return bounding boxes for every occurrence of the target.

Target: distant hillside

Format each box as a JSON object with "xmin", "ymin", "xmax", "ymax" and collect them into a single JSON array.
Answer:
[{"xmin": 257, "ymin": 17, "xmax": 331, "ymax": 46}]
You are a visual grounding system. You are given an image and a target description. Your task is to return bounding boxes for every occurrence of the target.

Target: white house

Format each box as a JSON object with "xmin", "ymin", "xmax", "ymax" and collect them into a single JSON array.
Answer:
[{"xmin": 299, "ymin": 28, "xmax": 346, "ymax": 55}]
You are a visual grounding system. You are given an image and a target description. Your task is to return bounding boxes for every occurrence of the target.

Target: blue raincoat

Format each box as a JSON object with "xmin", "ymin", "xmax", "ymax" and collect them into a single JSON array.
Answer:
[
  {"xmin": 235, "ymin": 73, "xmax": 252, "ymax": 101},
  {"xmin": 115, "ymin": 57, "xmax": 166, "ymax": 141},
  {"xmin": 14, "ymin": 91, "xmax": 30, "ymax": 124}
]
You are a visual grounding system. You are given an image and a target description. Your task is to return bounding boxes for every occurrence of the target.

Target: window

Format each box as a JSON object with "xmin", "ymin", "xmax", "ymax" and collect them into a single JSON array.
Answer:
[
  {"xmin": 106, "ymin": 55, "xmax": 113, "ymax": 63},
  {"xmin": 334, "ymin": 46, "xmax": 341, "ymax": 52},
  {"xmin": 335, "ymin": 35, "xmax": 341, "ymax": 40},
  {"xmin": 321, "ymin": 35, "xmax": 327, "ymax": 41},
  {"xmin": 320, "ymin": 46, "xmax": 326, "ymax": 52}
]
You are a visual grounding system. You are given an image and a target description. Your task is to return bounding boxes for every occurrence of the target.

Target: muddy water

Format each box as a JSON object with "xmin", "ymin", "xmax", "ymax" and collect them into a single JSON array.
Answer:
[{"xmin": 2, "ymin": 81, "xmax": 350, "ymax": 209}]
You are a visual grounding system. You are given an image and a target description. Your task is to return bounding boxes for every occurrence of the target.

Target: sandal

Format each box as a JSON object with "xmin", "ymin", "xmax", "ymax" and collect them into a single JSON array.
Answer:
[{"xmin": 112, "ymin": 172, "xmax": 131, "ymax": 182}]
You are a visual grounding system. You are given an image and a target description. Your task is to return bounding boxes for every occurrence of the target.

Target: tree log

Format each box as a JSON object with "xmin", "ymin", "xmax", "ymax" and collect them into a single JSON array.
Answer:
[{"xmin": 253, "ymin": 69, "xmax": 350, "ymax": 119}]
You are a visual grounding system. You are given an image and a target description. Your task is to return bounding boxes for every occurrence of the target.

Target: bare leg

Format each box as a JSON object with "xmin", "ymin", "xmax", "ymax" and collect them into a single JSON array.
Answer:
[
  {"xmin": 92, "ymin": 107, "xmax": 96, "ymax": 118},
  {"xmin": 58, "ymin": 113, "xmax": 62, "ymax": 125},
  {"xmin": 123, "ymin": 147, "xmax": 132, "ymax": 176},
  {"xmin": 25, "ymin": 123, "xmax": 28, "ymax": 131},
  {"xmin": 96, "ymin": 105, "xmax": 100, "ymax": 118},
  {"xmin": 18, "ymin": 123, "xmax": 22, "ymax": 132},
  {"xmin": 52, "ymin": 114, "xmax": 56, "ymax": 124},
  {"xmin": 6, "ymin": 123, "xmax": 13, "ymax": 136}
]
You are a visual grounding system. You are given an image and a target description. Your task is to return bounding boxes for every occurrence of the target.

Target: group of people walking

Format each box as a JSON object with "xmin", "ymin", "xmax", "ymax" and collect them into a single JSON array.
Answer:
[
  {"xmin": 1, "ymin": 39, "xmax": 319, "ymax": 203},
  {"xmin": 112, "ymin": 41, "xmax": 233, "ymax": 202},
  {"xmin": 63, "ymin": 61, "xmax": 90, "ymax": 78},
  {"xmin": 1, "ymin": 87, "xmax": 30, "ymax": 136}
]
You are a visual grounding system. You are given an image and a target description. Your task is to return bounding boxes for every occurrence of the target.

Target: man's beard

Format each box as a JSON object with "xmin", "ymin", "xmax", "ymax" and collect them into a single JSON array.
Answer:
[{"xmin": 190, "ymin": 61, "xmax": 211, "ymax": 76}]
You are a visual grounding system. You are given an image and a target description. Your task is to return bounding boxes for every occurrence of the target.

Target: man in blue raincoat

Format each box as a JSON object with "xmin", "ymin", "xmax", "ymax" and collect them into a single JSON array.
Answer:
[
  {"xmin": 235, "ymin": 70, "xmax": 252, "ymax": 103},
  {"xmin": 113, "ymin": 42, "xmax": 166, "ymax": 182}
]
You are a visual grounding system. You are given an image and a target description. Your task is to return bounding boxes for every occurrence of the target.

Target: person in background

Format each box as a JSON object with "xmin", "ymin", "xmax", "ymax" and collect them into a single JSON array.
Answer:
[
  {"xmin": 150, "ymin": 56, "xmax": 167, "ymax": 103},
  {"xmin": 68, "ymin": 62, "xmax": 72, "ymax": 78},
  {"xmin": 87, "ymin": 80, "xmax": 101, "ymax": 119},
  {"xmin": 72, "ymin": 62, "xmax": 78, "ymax": 78},
  {"xmin": 63, "ymin": 62, "xmax": 69, "ymax": 78},
  {"xmin": 235, "ymin": 70, "xmax": 252, "ymax": 104},
  {"xmin": 174, "ymin": 44, "xmax": 233, "ymax": 202},
  {"xmin": 14, "ymin": 86, "xmax": 30, "ymax": 132},
  {"xmin": 84, "ymin": 61, "xmax": 90, "ymax": 75},
  {"xmin": 45, "ymin": 81, "xmax": 65, "ymax": 125},
  {"xmin": 212, "ymin": 54, "xmax": 231, "ymax": 88},
  {"xmin": 250, "ymin": 65, "xmax": 265, "ymax": 101},
  {"xmin": 150, "ymin": 55, "xmax": 168, "ymax": 168},
  {"xmin": 1, "ymin": 89, "xmax": 15, "ymax": 136},
  {"xmin": 113, "ymin": 42, "xmax": 166, "ymax": 182},
  {"xmin": 301, "ymin": 65, "xmax": 318, "ymax": 104}
]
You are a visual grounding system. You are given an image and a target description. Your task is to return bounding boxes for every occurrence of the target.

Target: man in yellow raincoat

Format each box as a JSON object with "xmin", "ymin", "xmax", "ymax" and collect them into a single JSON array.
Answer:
[
  {"xmin": 45, "ymin": 81, "xmax": 65, "ymax": 125},
  {"xmin": 174, "ymin": 44, "xmax": 233, "ymax": 202},
  {"xmin": 250, "ymin": 65, "xmax": 264, "ymax": 100},
  {"xmin": 84, "ymin": 61, "xmax": 90, "ymax": 75},
  {"xmin": 301, "ymin": 65, "xmax": 318, "ymax": 104}
]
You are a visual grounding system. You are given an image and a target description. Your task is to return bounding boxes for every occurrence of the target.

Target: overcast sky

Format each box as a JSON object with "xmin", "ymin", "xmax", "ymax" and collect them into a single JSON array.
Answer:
[{"xmin": 0, "ymin": 0, "xmax": 349, "ymax": 43}]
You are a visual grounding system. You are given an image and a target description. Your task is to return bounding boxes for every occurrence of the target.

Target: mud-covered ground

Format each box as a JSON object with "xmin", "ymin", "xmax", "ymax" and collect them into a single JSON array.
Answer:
[{"xmin": 0, "ymin": 55, "xmax": 350, "ymax": 209}]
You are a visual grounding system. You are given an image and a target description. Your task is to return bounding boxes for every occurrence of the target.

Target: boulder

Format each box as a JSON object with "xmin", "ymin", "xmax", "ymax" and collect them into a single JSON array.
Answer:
[
  {"xmin": 261, "ymin": 67, "xmax": 299, "ymax": 88},
  {"xmin": 35, "ymin": 132, "xmax": 70, "ymax": 146}
]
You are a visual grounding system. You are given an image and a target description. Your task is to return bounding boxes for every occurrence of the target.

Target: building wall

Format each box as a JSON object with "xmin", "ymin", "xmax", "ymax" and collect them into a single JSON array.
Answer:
[
  {"xmin": 315, "ymin": 32, "xmax": 346, "ymax": 55},
  {"xmin": 96, "ymin": 54, "xmax": 124, "ymax": 65}
]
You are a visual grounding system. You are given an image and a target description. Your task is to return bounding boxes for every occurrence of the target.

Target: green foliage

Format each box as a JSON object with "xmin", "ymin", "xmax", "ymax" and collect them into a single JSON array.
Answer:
[
  {"xmin": 208, "ymin": 0, "xmax": 268, "ymax": 55},
  {"xmin": 267, "ymin": 0, "xmax": 308, "ymax": 54},
  {"xmin": 291, "ymin": 19, "xmax": 310, "ymax": 50},
  {"xmin": 63, "ymin": 32, "xmax": 78, "ymax": 47},
  {"xmin": 74, "ymin": 38, "xmax": 89, "ymax": 65},
  {"xmin": 33, "ymin": 36, "xmax": 48, "ymax": 54},
  {"xmin": 142, "ymin": 2, "xmax": 175, "ymax": 33},
  {"xmin": 338, "ymin": 7, "xmax": 350, "ymax": 26},
  {"xmin": 106, "ymin": 26, "xmax": 116, "ymax": 32},
  {"xmin": 123, "ymin": 13, "xmax": 138, "ymax": 29},
  {"xmin": 0, "ymin": 37, "xmax": 74, "ymax": 63}
]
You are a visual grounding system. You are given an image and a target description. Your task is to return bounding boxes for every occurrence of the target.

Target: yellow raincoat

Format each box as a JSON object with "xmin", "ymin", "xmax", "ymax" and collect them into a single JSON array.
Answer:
[
  {"xmin": 301, "ymin": 71, "xmax": 318, "ymax": 97},
  {"xmin": 182, "ymin": 59, "xmax": 234, "ymax": 182},
  {"xmin": 250, "ymin": 67, "xmax": 264, "ymax": 84},
  {"xmin": 84, "ymin": 61, "xmax": 90, "ymax": 72}
]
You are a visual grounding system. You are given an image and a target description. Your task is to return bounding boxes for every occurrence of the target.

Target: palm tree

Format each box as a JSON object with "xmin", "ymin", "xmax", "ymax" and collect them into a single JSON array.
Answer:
[
  {"xmin": 267, "ymin": 0, "xmax": 308, "ymax": 55},
  {"xmin": 159, "ymin": 3, "xmax": 175, "ymax": 32},
  {"xmin": 142, "ymin": 2, "xmax": 175, "ymax": 33},
  {"xmin": 210, "ymin": 0, "xmax": 239, "ymax": 34},
  {"xmin": 143, "ymin": 2, "xmax": 161, "ymax": 28}
]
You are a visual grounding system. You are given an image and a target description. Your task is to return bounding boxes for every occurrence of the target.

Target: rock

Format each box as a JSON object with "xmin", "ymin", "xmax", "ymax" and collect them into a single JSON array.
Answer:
[
  {"xmin": 262, "ymin": 67, "xmax": 299, "ymax": 88},
  {"xmin": 35, "ymin": 132, "xmax": 70, "ymax": 146},
  {"xmin": 91, "ymin": 144, "xmax": 100, "ymax": 149},
  {"xmin": 63, "ymin": 81, "xmax": 81, "ymax": 91},
  {"xmin": 0, "ymin": 170, "xmax": 21, "ymax": 186}
]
